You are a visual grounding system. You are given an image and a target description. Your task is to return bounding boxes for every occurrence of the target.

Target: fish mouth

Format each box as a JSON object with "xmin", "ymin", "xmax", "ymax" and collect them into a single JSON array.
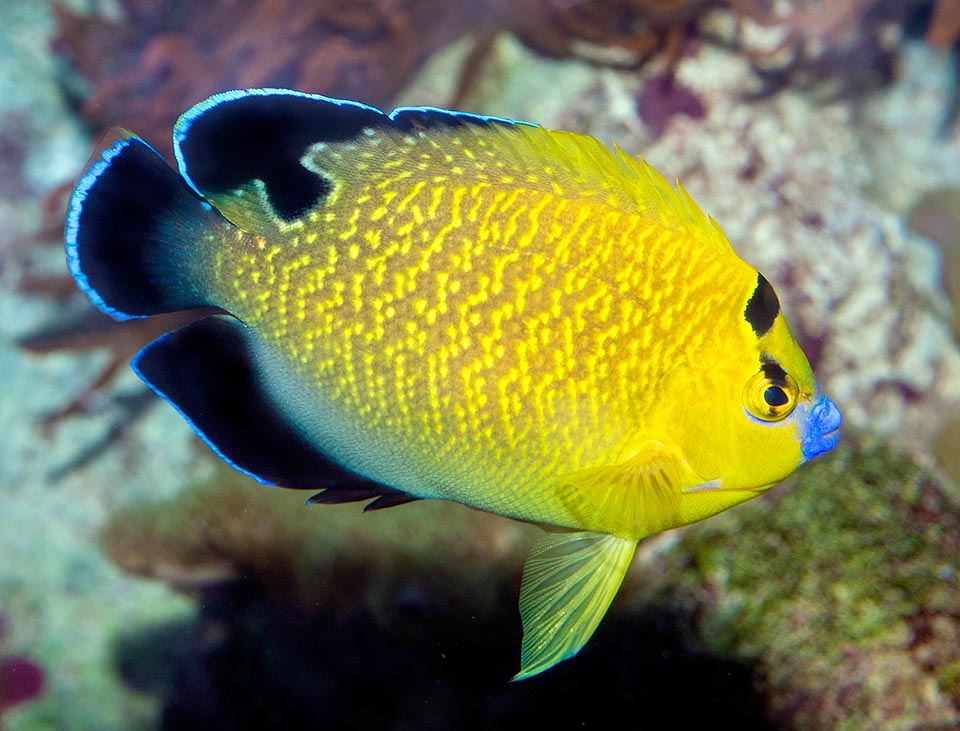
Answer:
[
  {"xmin": 819, "ymin": 426, "xmax": 841, "ymax": 450},
  {"xmin": 801, "ymin": 395, "xmax": 842, "ymax": 460}
]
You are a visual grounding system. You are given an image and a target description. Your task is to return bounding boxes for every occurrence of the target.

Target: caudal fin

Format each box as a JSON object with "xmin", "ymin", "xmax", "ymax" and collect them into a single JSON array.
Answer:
[{"xmin": 65, "ymin": 130, "xmax": 225, "ymax": 320}]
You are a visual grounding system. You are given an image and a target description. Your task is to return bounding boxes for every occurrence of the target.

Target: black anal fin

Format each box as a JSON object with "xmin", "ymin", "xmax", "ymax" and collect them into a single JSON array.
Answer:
[
  {"xmin": 307, "ymin": 489, "xmax": 420, "ymax": 511},
  {"xmin": 132, "ymin": 315, "xmax": 413, "ymax": 508},
  {"xmin": 363, "ymin": 492, "xmax": 420, "ymax": 511}
]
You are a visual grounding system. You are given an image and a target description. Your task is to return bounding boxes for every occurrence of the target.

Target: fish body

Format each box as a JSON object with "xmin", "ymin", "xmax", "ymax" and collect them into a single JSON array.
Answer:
[{"xmin": 66, "ymin": 88, "xmax": 841, "ymax": 678}]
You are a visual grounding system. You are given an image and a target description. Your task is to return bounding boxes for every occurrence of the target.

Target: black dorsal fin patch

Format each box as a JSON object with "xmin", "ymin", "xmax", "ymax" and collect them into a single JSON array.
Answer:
[
  {"xmin": 174, "ymin": 90, "xmax": 386, "ymax": 222},
  {"xmin": 744, "ymin": 273, "xmax": 780, "ymax": 337},
  {"xmin": 173, "ymin": 90, "xmax": 523, "ymax": 224},
  {"xmin": 133, "ymin": 314, "xmax": 414, "ymax": 509}
]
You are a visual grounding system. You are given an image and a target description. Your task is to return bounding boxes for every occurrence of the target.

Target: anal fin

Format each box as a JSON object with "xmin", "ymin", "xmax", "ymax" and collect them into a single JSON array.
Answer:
[
  {"xmin": 133, "ymin": 314, "xmax": 411, "ymax": 508},
  {"xmin": 307, "ymin": 488, "xmax": 419, "ymax": 512},
  {"xmin": 514, "ymin": 531, "xmax": 637, "ymax": 680}
]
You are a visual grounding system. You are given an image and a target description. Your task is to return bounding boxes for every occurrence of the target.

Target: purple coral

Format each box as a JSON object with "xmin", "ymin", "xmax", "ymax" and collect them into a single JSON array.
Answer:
[
  {"xmin": 0, "ymin": 656, "xmax": 45, "ymax": 712},
  {"xmin": 0, "ymin": 614, "xmax": 44, "ymax": 716},
  {"xmin": 636, "ymin": 73, "xmax": 705, "ymax": 137}
]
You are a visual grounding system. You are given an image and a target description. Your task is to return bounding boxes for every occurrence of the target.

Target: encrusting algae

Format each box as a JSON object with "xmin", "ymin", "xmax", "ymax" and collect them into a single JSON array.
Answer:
[{"xmin": 632, "ymin": 435, "xmax": 960, "ymax": 731}]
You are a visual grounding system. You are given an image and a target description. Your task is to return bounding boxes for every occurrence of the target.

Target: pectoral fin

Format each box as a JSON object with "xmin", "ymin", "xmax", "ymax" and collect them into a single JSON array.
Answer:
[
  {"xmin": 555, "ymin": 440, "xmax": 689, "ymax": 537},
  {"xmin": 514, "ymin": 530, "xmax": 637, "ymax": 680}
]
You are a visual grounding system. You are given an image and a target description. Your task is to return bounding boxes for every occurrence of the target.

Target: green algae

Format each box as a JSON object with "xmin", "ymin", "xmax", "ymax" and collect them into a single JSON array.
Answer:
[
  {"xmin": 636, "ymin": 435, "xmax": 960, "ymax": 730},
  {"xmin": 704, "ymin": 441, "xmax": 951, "ymax": 650}
]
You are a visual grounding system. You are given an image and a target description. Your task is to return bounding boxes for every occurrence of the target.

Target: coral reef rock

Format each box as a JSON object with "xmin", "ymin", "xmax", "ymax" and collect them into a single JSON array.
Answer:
[{"xmin": 629, "ymin": 435, "xmax": 960, "ymax": 731}]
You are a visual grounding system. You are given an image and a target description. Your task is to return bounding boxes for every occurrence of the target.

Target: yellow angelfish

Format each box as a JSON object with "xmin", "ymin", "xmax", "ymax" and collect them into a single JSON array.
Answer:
[{"xmin": 65, "ymin": 88, "xmax": 841, "ymax": 679}]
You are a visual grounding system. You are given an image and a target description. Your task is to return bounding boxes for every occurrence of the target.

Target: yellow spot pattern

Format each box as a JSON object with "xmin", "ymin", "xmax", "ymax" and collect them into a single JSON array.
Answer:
[{"xmin": 204, "ymin": 122, "xmax": 753, "ymax": 529}]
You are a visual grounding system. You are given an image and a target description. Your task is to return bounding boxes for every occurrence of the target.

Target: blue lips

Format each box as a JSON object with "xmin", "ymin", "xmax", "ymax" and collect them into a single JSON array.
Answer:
[{"xmin": 801, "ymin": 395, "xmax": 842, "ymax": 461}]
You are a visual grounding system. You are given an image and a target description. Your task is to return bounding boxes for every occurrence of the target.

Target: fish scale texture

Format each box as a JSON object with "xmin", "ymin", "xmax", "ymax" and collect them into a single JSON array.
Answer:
[{"xmin": 202, "ymin": 123, "xmax": 749, "ymax": 526}]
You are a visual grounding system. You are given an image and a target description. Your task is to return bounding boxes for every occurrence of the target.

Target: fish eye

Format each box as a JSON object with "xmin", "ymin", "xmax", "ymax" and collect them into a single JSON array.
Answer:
[
  {"xmin": 743, "ymin": 369, "xmax": 798, "ymax": 422},
  {"xmin": 764, "ymin": 386, "xmax": 788, "ymax": 407}
]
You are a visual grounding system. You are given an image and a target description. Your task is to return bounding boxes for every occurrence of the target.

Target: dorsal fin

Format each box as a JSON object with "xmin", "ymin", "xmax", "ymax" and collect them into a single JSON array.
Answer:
[
  {"xmin": 173, "ymin": 89, "xmax": 385, "ymax": 230},
  {"xmin": 172, "ymin": 88, "xmax": 520, "ymax": 235},
  {"xmin": 171, "ymin": 88, "xmax": 730, "ymax": 249}
]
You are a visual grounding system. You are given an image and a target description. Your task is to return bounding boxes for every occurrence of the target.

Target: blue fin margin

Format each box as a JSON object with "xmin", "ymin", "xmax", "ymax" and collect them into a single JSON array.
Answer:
[
  {"xmin": 131, "ymin": 314, "xmax": 412, "ymax": 507},
  {"xmin": 65, "ymin": 133, "xmax": 142, "ymax": 321},
  {"xmin": 65, "ymin": 131, "xmax": 219, "ymax": 320}
]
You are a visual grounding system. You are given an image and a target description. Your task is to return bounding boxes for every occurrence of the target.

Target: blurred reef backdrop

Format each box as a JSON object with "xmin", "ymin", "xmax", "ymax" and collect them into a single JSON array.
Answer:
[{"xmin": 2, "ymin": 0, "xmax": 960, "ymax": 729}]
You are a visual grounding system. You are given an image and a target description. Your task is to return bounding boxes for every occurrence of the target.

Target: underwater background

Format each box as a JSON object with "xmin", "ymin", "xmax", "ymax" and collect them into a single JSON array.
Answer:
[{"xmin": 1, "ymin": 1, "xmax": 960, "ymax": 729}]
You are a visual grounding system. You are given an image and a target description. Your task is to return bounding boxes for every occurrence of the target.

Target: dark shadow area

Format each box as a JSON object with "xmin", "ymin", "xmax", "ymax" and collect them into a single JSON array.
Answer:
[{"xmin": 114, "ymin": 582, "xmax": 776, "ymax": 731}]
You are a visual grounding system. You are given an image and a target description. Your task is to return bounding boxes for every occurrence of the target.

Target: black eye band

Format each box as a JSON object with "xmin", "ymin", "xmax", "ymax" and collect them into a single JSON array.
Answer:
[
  {"xmin": 744, "ymin": 273, "xmax": 780, "ymax": 337},
  {"xmin": 761, "ymin": 360, "xmax": 788, "ymax": 384}
]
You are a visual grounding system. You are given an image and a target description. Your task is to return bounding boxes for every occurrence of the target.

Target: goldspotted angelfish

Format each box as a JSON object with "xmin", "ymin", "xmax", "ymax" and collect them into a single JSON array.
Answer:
[{"xmin": 65, "ymin": 88, "xmax": 841, "ymax": 679}]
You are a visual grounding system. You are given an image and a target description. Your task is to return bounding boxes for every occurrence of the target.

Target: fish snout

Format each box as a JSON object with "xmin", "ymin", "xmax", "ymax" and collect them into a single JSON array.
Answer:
[{"xmin": 801, "ymin": 395, "xmax": 841, "ymax": 461}]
